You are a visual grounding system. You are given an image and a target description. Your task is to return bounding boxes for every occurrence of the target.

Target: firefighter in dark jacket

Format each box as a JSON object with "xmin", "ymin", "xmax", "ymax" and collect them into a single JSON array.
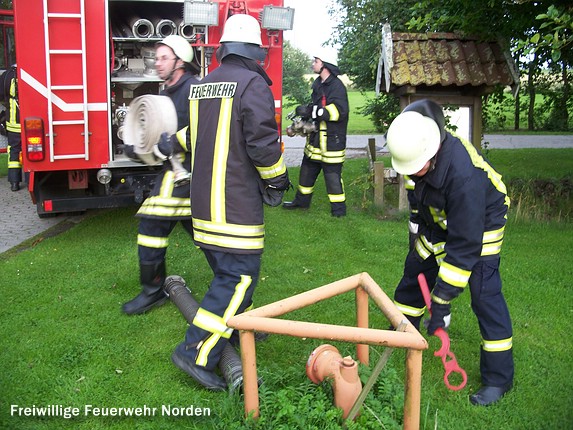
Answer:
[
  {"xmin": 121, "ymin": 36, "xmax": 199, "ymax": 315},
  {"xmin": 156, "ymin": 14, "xmax": 289, "ymax": 390},
  {"xmin": 282, "ymin": 50, "xmax": 349, "ymax": 217},
  {"xmin": 386, "ymin": 99, "xmax": 514, "ymax": 406},
  {"xmin": 1, "ymin": 65, "xmax": 22, "ymax": 191}
]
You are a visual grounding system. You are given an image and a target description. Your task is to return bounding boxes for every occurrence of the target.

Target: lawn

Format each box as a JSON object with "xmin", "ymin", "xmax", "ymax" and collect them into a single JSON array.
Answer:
[{"xmin": 1, "ymin": 149, "xmax": 572, "ymax": 429}]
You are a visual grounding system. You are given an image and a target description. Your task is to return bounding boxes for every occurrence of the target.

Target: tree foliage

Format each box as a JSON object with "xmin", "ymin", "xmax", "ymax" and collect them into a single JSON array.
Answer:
[
  {"xmin": 281, "ymin": 41, "xmax": 312, "ymax": 109},
  {"xmin": 332, "ymin": 0, "xmax": 572, "ymax": 131}
]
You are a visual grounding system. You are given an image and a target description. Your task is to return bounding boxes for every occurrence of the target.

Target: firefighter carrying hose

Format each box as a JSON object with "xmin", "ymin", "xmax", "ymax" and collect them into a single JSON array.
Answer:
[
  {"xmin": 121, "ymin": 35, "xmax": 199, "ymax": 315},
  {"xmin": 386, "ymin": 99, "xmax": 514, "ymax": 406},
  {"xmin": 0, "ymin": 65, "xmax": 22, "ymax": 192},
  {"xmin": 282, "ymin": 50, "xmax": 349, "ymax": 217},
  {"xmin": 154, "ymin": 14, "xmax": 290, "ymax": 390}
]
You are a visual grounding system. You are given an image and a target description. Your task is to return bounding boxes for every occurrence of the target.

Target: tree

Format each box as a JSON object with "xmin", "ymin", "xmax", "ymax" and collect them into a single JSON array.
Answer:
[
  {"xmin": 332, "ymin": 0, "xmax": 572, "ymax": 131},
  {"xmin": 282, "ymin": 41, "xmax": 312, "ymax": 109}
]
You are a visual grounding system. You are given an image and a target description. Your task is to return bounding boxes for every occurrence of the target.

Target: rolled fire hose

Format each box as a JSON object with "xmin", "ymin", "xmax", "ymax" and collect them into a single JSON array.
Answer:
[
  {"xmin": 130, "ymin": 17, "xmax": 154, "ymax": 39},
  {"xmin": 155, "ymin": 19, "xmax": 177, "ymax": 38},
  {"xmin": 163, "ymin": 275, "xmax": 245, "ymax": 393},
  {"xmin": 122, "ymin": 94, "xmax": 190, "ymax": 185}
]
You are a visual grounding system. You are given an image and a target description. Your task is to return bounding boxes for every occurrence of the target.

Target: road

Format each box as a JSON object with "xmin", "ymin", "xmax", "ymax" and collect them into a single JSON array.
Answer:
[{"xmin": 1, "ymin": 134, "xmax": 572, "ymax": 255}]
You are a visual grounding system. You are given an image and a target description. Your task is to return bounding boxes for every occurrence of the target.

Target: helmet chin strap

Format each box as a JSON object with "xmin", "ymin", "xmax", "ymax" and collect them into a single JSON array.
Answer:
[{"xmin": 165, "ymin": 58, "xmax": 183, "ymax": 83}]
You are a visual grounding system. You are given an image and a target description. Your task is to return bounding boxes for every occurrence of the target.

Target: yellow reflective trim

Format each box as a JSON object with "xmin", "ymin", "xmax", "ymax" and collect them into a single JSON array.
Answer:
[
  {"xmin": 158, "ymin": 170, "xmax": 175, "ymax": 197},
  {"xmin": 324, "ymin": 103, "xmax": 340, "ymax": 121},
  {"xmin": 193, "ymin": 231, "xmax": 264, "ymax": 250},
  {"xmin": 328, "ymin": 193, "xmax": 346, "ymax": 203},
  {"xmin": 459, "ymin": 136, "xmax": 510, "ymax": 209},
  {"xmin": 211, "ymin": 97, "xmax": 233, "ymax": 223},
  {"xmin": 194, "ymin": 308, "xmax": 228, "ymax": 334},
  {"xmin": 482, "ymin": 337, "xmax": 513, "ymax": 352},
  {"xmin": 196, "ymin": 333, "xmax": 223, "ymax": 367},
  {"xmin": 175, "ymin": 127, "xmax": 188, "ymax": 152},
  {"xmin": 430, "ymin": 293, "xmax": 451, "ymax": 305},
  {"xmin": 298, "ymin": 185, "xmax": 314, "ymax": 195},
  {"xmin": 223, "ymin": 275, "xmax": 251, "ymax": 323},
  {"xmin": 137, "ymin": 234, "xmax": 168, "ymax": 249},
  {"xmin": 8, "ymin": 160, "xmax": 22, "ymax": 168},
  {"xmin": 189, "ymin": 99, "xmax": 199, "ymax": 169},
  {"xmin": 481, "ymin": 241, "xmax": 503, "ymax": 256},
  {"xmin": 438, "ymin": 261, "xmax": 470, "ymax": 288},
  {"xmin": 394, "ymin": 300, "xmax": 425, "ymax": 318},
  {"xmin": 429, "ymin": 206, "xmax": 447, "ymax": 230},
  {"xmin": 192, "ymin": 218, "xmax": 264, "ymax": 237},
  {"xmin": 404, "ymin": 175, "xmax": 415, "ymax": 190},
  {"xmin": 256, "ymin": 155, "xmax": 287, "ymax": 179},
  {"xmin": 483, "ymin": 227, "xmax": 505, "ymax": 243}
]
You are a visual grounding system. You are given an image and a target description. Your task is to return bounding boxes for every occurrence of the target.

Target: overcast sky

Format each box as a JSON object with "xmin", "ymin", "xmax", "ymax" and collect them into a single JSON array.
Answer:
[{"xmin": 282, "ymin": 0, "xmax": 340, "ymax": 61}]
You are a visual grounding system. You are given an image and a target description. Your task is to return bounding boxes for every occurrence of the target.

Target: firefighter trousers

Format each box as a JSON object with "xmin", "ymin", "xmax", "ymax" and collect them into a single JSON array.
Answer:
[
  {"xmin": 394, "ymin": 251, "xmax": 514, "ymax": 387},
  {"xmin": 7, "ymin": 131, "xmax": 22, "ymax": 184},
  {"xmin": 137, "ymin": 217, "xmax": 193, "ymax": 266},
  {"xmin": 294, "ymin": 156, "xmax": 346, "ymax": 216},
  {"xmin": 181, "ymin": 250, "xmax": 261, "ymax": 371}
]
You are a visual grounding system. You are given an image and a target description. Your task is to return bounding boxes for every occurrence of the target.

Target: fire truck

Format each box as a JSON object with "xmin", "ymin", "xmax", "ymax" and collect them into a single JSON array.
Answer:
[{"xmin": 13, "ymin": 0, "xmax": 293, "ymax": 217}]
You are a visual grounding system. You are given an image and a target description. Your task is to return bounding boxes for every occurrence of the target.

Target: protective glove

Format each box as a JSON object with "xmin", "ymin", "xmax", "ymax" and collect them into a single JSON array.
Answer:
[
  {"xmin": 426, "ymin": 301, "xmax": 451, "ymax": 336},
  {"xmin": 295, "ymin": 104, "xmax": 312, "ymax": 119},
  {"xmin": 152, "ymin": 132, "xmax": 174, "ymax": 161},
  {"xmin": 261, "ymin": 185, "xmax": 285, "ymax": 207},
  {"xmin": 311, "ymin": 105, "xmax": 324, "ymax": 120},
  {"xmin": 123, "ymin": 144, "xmax": 142, "ymax": 163}
]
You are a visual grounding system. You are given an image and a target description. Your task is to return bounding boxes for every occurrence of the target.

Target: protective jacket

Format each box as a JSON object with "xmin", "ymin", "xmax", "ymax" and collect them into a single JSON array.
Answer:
[
  {"xmin": 185, "ymin": 55, "xmax": 288, "ymax": 254},
  {"xmin": 410, "ymin": 134, "xmax": 510, "ymax": 303},
  {"xmin": 303, "ymin": 74, "xmax": 348, "ymax": 164},
  {"xmin": 136, "ymin": 73, "xmax": 199, "ymax": 220},
  {"xmin": 1, "ymin": 66, "xmax": 20, "ymax": 133}
]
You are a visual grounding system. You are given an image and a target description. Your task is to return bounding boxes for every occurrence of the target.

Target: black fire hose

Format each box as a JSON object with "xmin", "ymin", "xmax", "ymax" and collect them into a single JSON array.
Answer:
[{"xmin": 163, "ymin": 275, "xmax": 244, "ymax": 393}]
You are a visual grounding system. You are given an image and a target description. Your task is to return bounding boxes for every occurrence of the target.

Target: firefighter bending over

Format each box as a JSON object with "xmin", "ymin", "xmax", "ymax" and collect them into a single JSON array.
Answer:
[
  {"xmin": 387, "ymin": 99, "xmax": 514, "ymax": 406},
  {"xmin": 1, "ymin": 65, "xmax": 22, "ymax": 192},
  {"xmin": 121, "ymin": 36, "xmax": 199, "ymax": 315},
  {"xmin": 154, "ymin": 14, "xmax": 290, "ymax": 390},
  {"xmin": 282, "ymin": 50, "xmax": 349, "ymax": 217}
]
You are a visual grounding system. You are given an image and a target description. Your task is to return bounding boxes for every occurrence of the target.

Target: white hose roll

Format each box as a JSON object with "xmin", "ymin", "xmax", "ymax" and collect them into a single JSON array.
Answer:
[{"xmin": 123, "ymin": 95, "xmax": 178, "ymax": 165}]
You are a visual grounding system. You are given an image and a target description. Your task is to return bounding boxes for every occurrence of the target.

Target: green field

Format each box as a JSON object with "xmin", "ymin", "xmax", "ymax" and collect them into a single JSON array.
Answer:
[{"xmin": 1, "ymin": 148, "xmax": 572, "ymax": 429}]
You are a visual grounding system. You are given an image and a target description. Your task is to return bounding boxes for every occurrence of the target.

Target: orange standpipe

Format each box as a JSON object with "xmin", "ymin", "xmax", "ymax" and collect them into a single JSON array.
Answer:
[
  {"xmin": 226, "ymin": 272, "xmax": 428, "ymax": 430},
  {"xmin": 306, "ymin": 344, "xmax": 362, "ymax": 419}
]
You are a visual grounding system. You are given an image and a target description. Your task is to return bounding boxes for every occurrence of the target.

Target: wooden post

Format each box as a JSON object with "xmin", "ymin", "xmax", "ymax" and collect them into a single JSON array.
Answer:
[{"xmin": 373, "ymin": 161, "xmax": 385, "ymax": 207}]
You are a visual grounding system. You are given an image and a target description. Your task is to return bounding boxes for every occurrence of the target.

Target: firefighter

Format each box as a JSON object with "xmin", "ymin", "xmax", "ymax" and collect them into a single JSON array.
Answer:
[
  {"xmin": 386, "ymin": 99, "xmax": 514, "ymax": 406},
  {"xmin": 121, "ymin": 35, "xmax": 199, "ymax": 315},
  {"xmin": 282, "ymin": 50, "xmax": 349, "ymax": 217},
  {"xmin": 0, "ymin": 65, "xmax": 22, "ymax": 192},
  {"xmin": 156, "ymin": 14, "xmax": 290, "ymax": 390}
]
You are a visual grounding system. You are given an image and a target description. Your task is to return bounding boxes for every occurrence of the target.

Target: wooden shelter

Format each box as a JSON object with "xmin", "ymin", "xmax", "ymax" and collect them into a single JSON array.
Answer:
[{"xmin": 376, "ymin": 23, "xmax": 519, "ymax": 149}]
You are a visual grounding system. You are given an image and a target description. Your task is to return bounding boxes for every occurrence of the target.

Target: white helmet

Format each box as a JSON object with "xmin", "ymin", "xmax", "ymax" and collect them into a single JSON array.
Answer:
[
  {"xmin": 314, "ymin": 49, "xmax": 338, "ymax": 67},
  {"xmin": 157, "ymin": 35, "xmax": 193, "ymax": 63},
  {"xmin": 220, "ymin": 14, "xmax": 262, "ymax": 45},
  {"xmin": 386, "ymin": 111, "xmax": 441, "ymax": 175}
]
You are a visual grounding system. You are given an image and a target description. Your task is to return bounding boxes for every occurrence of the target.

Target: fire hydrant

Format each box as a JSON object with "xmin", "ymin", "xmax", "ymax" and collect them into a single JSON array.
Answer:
[{"xmin": 306, "ymin": 344, "xmax": 362, "ymax": 419}]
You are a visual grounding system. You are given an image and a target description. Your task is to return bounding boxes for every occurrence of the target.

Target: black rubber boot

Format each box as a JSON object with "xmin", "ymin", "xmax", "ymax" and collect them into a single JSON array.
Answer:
[
  {"xmin": 282, "ymin": 191, "xmax": 311, "ymax": 210},
  {"xmin": 122, "ymin": 262, "xmax": 168, "ymax": 315}
]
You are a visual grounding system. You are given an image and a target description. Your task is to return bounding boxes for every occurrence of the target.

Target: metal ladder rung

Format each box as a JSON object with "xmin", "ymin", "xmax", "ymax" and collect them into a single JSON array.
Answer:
[
  {"xmin": 53, "ymin": 154, "xmax": 89, "ymax": 160},
  {"xmin": 51, "ymin": 85, "xmax": 84, "ymax": 90},
  {"xmin": 53, "ymin": 120, "xmax": 85, "ymax": 125},
  {"xmin": 49, "ymin": 49, "xmax": 83, "ymax": 54},
  {"xmin": 47, "ymin": 13, "xmax": 82, "ymax": 18}
]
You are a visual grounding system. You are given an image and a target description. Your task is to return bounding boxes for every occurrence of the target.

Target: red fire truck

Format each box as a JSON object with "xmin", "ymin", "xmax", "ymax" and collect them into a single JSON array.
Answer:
[{"xmin": 13, "ymin": 0, "xmax": 292, "ymax": 217}]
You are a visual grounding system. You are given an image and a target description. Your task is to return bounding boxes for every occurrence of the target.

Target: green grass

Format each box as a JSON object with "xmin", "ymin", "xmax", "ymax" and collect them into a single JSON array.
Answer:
[{"xmin": 1, "ymin": 149, "xmax": 573, "ymax": 429}]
